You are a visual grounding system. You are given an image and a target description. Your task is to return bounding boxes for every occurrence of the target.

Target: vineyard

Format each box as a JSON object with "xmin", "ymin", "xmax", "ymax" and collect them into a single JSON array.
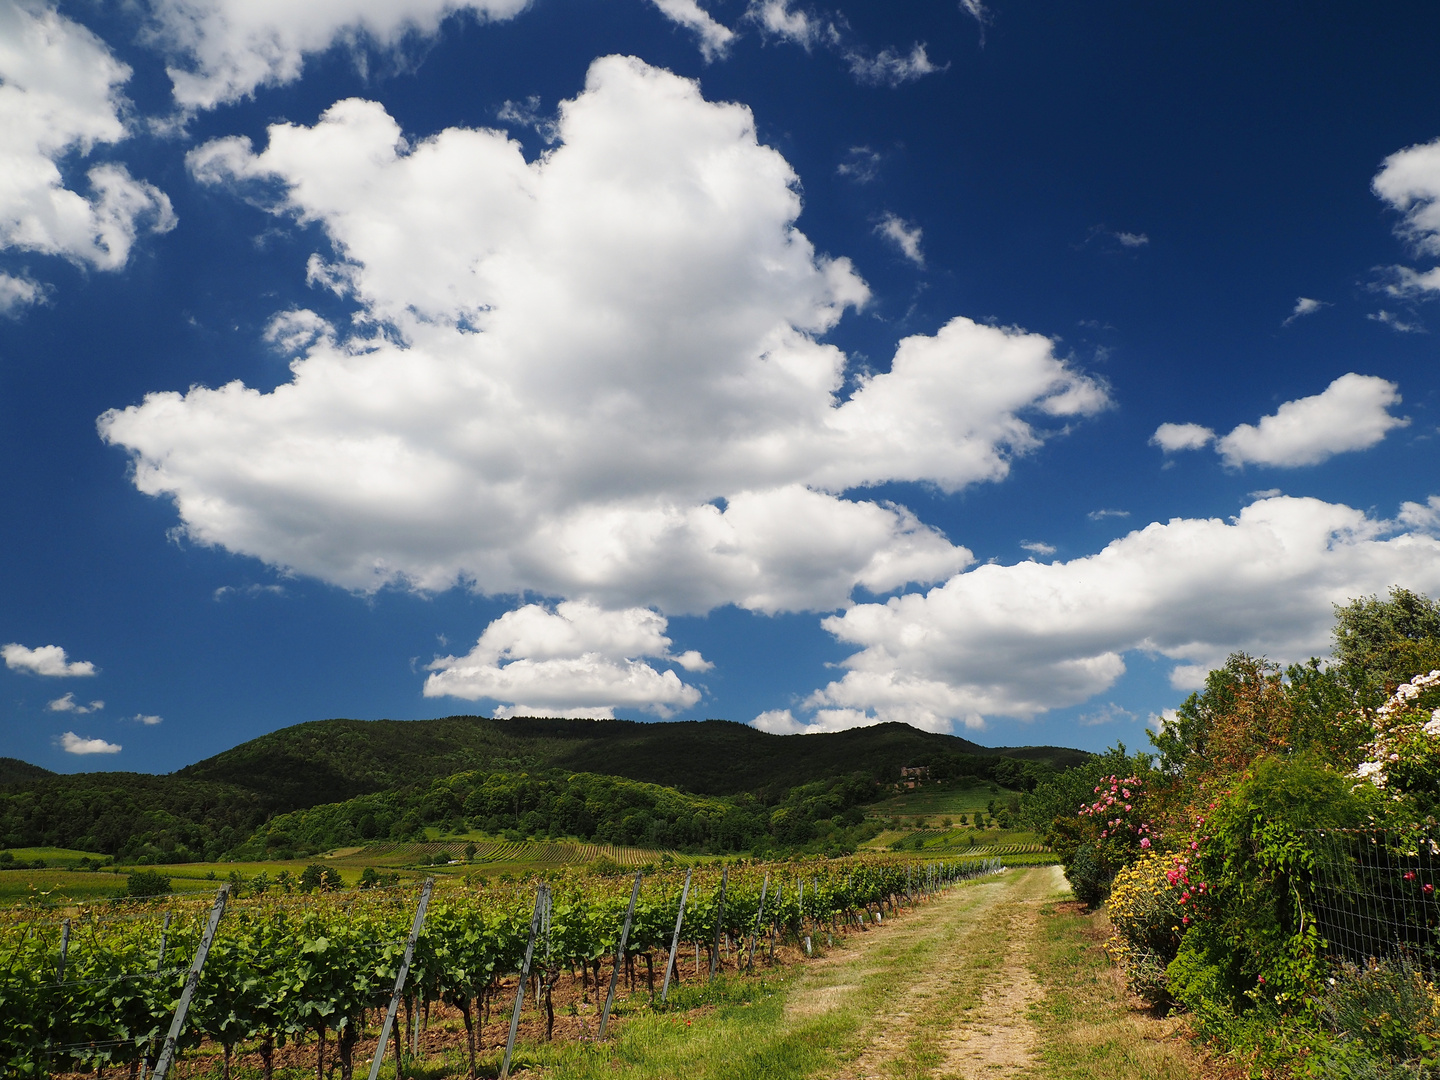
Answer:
[
  {"xmin": 1, "ymin": 854, "xmax": 1003, "ymax": 1078},
  {"xmin": 350, "ymin": 840, "xmax": 665, "ymax": 868}
]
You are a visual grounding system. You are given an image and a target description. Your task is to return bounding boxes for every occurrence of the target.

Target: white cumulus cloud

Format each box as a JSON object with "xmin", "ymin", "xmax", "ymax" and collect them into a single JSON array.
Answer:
[
  {"xmin": 0, "ymin": 271, "xmax": 46, "ymax": 316},
  {"xmin": 147, "ymin": 0, "xmax": 533, "ymax": 111},
  {"xmin": 1150, "ymin": 422, "xmax": 1215, "ymax": 453},
  {"xmin": 133, "ymin": 713, "xmax": 164, "ymax": 725},
  {"xmin": 1283, "ymin": 296, "xmax": 1328, "ymax": 325},
  {"xmin": 424, "ymin": 600, "xmax": 706, "ymax": 717},
  {"xmin": 846, "ymin": 43, "xmax": 939, "ymax": 87},
  {"xmin": 102, "ymin": 56, "xmax": 1105, "ymax": 616},
  {"xmin": 1398, "ymin": 495, "xmax": 1440, "ymax": 534},
  {"xmin": 747, "ymin": 0, "xmax": 836, "ymax": 49},
  {"xmin": 771, "ymin": 495, "xmax": 1440, "ymax": 734},
  {"xmin": 48, "ymin": 692, "xmax": 103, "ymax": 713},
  {"xmin": 0, "ymin": 0, "xmax": 174, "ymax": 272},
  {"xmin": 2, "ymin": 642, "xmax": 96, "ymax": 676},
  {"xmin": 1373, "ymin": 136, "xmax": 1440, "ymax": 256},
  {"xmin": 876, "ymin": 212, "xmax": 923, "ymax": 266},
  {"xmin": 647, "ymin": 0, "xmax": 734, "ymax": 61},
  {"xmin": 1155, "ymin": 374, "xmax": 1408, "ymax": 469},
  {"xmin": 1368, "ymin": 309, "xmax": 1425, "ymax": 334},
  {"xmin": 59, "ymin": 731, "xmax": 120, "ymax": 754},
  {"xmin": 1215, "ymin": 373, "xmax": 1408, "ymax": 467}
]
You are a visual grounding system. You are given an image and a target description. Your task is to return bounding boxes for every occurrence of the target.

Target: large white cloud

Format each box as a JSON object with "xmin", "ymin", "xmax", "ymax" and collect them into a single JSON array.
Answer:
[
  {"xmin": 424, "ymin": 600, "xmax": 708, "ymax": 717},
  {"xmin": 1153, "ymin": 373, "xmax": 1407, "ymax": 468},
  {"xmin": 1374, "ymin": 136, "xmax": 1440, "ymax": 257},
  {"xmin": 59, "ymin": 731, "xmax": 120, "ymax": 755},
  {"xmin": 148, "ymin": 0, "xmax": 744, "ymax": 111},
  {"xmin": 101, "ymin": 56, "xmax": 1104, "ymax": 616},
  {"xmin": 1216, "ymin": 374, "xmax": 1407, "ymax": 467},
  {"xmin": 2, "ymin": 642, "xmax": 96, "ymax": 677},
  {"xmin": 0, "ymin": 0, "xmax": 173, "ymax": 271},
  {"xmin": 148, "ymin": 0, "xmax": 532, "ymax": 111},
  {"xmin": 777, "ymin": 495, "xmax": 1440, "ymax": 734},
  {"xmin": 1372, "ymin": 136, "xmax": 1440, "ymax": 297}
]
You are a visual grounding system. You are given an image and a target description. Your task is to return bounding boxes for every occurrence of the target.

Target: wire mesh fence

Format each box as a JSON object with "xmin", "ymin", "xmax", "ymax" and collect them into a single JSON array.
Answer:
[{"xmin": 1308, "ymin": 828, "xmax": 1440, "ymax": 973}]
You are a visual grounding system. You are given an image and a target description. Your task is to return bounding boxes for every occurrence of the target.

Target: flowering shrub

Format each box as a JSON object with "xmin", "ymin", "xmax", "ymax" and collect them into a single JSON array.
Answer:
[
  {"xmin": 1167, "ymin": 756, "xmax": 1376, "ymax": 1019},
  {"xmin": 1354, "ymin": 669, "xmax": 1440, "ymax": 818},
  {"xmin": 1059, "ymin": 772, "xmax": 1161, "ymax": 906},
  {"xmin": 1106, "ymin": 849, "xmax": 1189, "ymax": 1005}
]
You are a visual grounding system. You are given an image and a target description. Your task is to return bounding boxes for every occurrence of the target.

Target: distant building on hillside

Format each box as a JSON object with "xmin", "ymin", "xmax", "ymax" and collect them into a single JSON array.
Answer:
[{"xmin": 900, "ymin": 765, "xmax": 930, "ymax": 789}]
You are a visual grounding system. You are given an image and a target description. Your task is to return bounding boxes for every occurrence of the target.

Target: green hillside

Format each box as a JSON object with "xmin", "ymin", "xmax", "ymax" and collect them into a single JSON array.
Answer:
[
  {"xmin": 179, "ymin": 714, "xmax": 1088, "ymax": 802},
  {"xmin": 0, "ymin": 714, "xmax": 1089, "ymax": 862},
  {"xmin": 0, "ymin": 757, "xmax": 54, "ymax": 786}
]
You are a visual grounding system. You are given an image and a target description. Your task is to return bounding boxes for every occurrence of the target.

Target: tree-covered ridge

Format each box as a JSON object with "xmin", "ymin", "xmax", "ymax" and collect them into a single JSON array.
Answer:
[
  {"xmin": 0, "ymin": 773, "xmax": 271, "ymax": 863},
  {"xmin": 0, "ymin": 715, "xmax": 1087, "ymax": 862},
  {"xmin": 0, "ymin": 758, "xmax": 54, "ymax": 786},
  {"xmin": 237, "ymin": 768, "xmax": 883, "ymax": 859},
  {"xmin": 179, "ymin": 714, "xmax": 1087, "ymax": 804}
]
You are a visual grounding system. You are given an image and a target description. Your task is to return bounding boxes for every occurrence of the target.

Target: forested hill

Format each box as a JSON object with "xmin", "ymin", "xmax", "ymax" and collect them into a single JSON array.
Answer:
[
  {"xmin": 0, "ymin": 757, "xmax": 55, "ymax": 786},
  {"xmin": 178, "ymin": 715, "xmax": 1088, "ymax": 805},
  {"xmin": 0, "ymin": 715, "xmax": 1088, "ymax": 860}
]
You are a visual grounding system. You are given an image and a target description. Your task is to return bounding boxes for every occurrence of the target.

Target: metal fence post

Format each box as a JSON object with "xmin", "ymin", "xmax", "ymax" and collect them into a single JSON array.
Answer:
[{"xmin": 745, "ymin": 873, "xmax": 769, "ymax": 970}]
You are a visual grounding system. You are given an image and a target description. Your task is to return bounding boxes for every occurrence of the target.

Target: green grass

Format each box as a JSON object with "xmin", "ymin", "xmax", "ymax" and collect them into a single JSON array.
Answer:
[
  {"xmin": 0, "ymin": 868, "xmax": 214, "ymax": 905},
  {"xmin": 867, "ymin": 780, "xmax": 1019, "ymax": 822},
  {"xmin": 0, "ymin": 845, "xmax": 109, "ymax": 866},
  {"xmin": 1028, "ymin": 896, "xmax": 1206, "ymax": 1079}
]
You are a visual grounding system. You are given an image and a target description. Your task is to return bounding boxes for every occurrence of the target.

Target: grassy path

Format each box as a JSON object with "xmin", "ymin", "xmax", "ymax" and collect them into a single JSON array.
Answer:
[{"xmin": 532, "ymin": 866, "xmax": 1216, "ymax": 1080}]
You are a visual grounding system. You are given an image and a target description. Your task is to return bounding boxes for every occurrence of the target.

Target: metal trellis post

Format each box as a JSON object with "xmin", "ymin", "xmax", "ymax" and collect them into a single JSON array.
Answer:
[
  {"xmin": 501, "ymin": 883, "xmax": 549, "ymax": 1078},
  {"xmin": 366, "ymin": 876, "xmax": 434, "ymax": 1080},
  {"xmin": 599, "ymin": 872, "xmax": 643, "ymax": 1038},
  {"xmin": 152, "ymin": 886, "xmax": 229, "ymax": 1080},
  {"xmin": 661, "ymin": 868, "xmax": 691, "ymax": 1004}
]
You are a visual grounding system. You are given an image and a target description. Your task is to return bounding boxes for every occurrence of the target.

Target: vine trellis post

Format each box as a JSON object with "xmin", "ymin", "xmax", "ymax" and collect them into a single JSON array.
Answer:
[
  {"xmin": 599, "ymin": 872, "xmax": 643, "ymax": 1038},
  {"xmin": 153, "ymin": 887, "xmax": 229, "ymax": 1080},
  {"xmin": 661, "ymin": 868, "xmax": 691, "ymax": 1004},
  {"xmin": 366, "ymin": 876, "xmax": 434, "ymax": 1080}
]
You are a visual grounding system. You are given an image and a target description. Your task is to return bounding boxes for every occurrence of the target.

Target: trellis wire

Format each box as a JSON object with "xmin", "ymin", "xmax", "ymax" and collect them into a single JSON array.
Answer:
[{"xmin": 1308, "ymin": 828, "xmax": 1440, "ymax": 973}]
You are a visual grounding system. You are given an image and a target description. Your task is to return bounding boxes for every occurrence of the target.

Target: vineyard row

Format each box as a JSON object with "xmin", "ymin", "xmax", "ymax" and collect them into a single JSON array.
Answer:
[{"xmin": 1, "ymin": 856, "xmax": 999, "ymax": 1079}]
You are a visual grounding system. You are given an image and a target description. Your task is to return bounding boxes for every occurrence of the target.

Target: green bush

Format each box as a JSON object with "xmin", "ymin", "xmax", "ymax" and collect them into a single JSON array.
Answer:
[
  {"xmin": 1166, "ymin": 755, "xmax": 1377, "ymax": 1015},
  {"xmin": 1067, "ymin": 843, "xmax": 1108, "ymax": 908},
  {"xmin": 123, "ymin": 869, "xmax": 171, "ymax": 898},
  {"xmin": 1318, "ymin": 960, "xmax": 1440, "ymax": 1067}
]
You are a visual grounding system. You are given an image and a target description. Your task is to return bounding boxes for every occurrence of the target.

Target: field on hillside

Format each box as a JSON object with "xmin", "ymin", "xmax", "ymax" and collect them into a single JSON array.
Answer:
[
  {"xmin": 867, "ymin": 779, "xmax": 1021, "ymax": 823},
  {"xmin": 0, "ymin": 837, "xmax": 679, "ymax": 905}
]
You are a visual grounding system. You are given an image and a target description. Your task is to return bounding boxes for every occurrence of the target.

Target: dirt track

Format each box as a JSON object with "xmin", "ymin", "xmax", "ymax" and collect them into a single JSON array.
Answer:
[{"xmin": 783, "ymin": 866, "xmax": 1060, "ymax": 1079}]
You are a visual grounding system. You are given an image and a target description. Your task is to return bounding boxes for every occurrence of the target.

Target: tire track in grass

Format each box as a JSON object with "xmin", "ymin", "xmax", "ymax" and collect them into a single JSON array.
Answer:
[
  {"xmin": 543, "ymin": 866, "xmax": 1207, "ymax": 1080},
  {"xmin": 826, "ymin": 866, "xmax": 1060, "ymax": 1080}
]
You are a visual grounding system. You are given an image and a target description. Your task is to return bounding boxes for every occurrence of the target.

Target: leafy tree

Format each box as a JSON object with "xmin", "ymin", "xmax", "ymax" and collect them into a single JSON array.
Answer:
[{"xmin": 1332, "ymin": 586, "xmax": 1440, "ymax": 691}]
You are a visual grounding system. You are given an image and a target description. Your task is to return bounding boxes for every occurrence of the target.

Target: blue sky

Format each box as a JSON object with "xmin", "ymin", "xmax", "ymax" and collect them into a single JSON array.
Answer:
[{"xmin": 3, "ymin": 0, "xmax": 1439, "ymax": 772}]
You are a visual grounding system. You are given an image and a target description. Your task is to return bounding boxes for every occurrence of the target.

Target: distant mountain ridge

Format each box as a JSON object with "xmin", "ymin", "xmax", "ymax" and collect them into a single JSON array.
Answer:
[
  {"xmin": 0, "ymin": 757, "xmax": 54, "ymax": 786},
  {"xmin": 178, "ymin": 715, "xmax": 1089, "ymax": 803},
  {"xmin": 1, "ymin": 714, "xmax": 1090, "ymax": 859}
]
